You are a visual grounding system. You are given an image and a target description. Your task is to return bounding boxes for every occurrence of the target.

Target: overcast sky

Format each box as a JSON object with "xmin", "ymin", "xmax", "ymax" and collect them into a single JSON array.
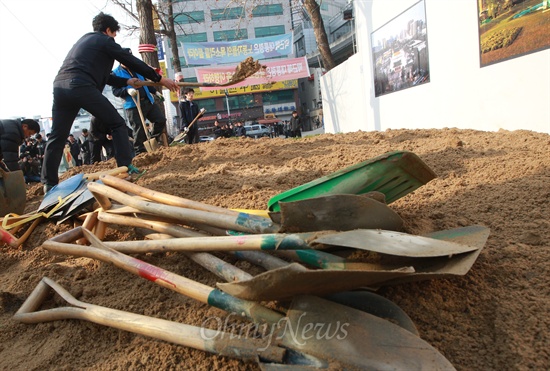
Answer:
[{"xmin": 0, "ymin": 0, "xmax": 140, "ymax": 119}]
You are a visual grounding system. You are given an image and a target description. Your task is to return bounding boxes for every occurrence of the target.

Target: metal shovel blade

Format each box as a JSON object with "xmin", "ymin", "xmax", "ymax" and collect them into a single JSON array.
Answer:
[
  {"xmin": 314, "ymin": 229, "xmax": 479, "ymax": 257},
  {"xmin": 38, "ymin": 173, "xmax": 85, "ymax": 213},
  {"xmin": 144, "ymin": 137, "xmax": 159, "ymax": 152},
  {"xmin": 217, "ymin": 263, "xmax": 414, "ymax": 301},
  {"xmin": 0, "ymin": 168, "xmax": 26, "ymax": 216},
  {"xmin": 278, "ymin": 194, "xmax": 403, "ymax": 232},
  {"xmin": 267, "ymin": 151, "xmax": 437, "ymax": 212},
  {"xmin": 217, "ymin": 226, "xmax": 489, "ymax": 301},
  {"xmin": 264, "ymin": 295, "xmax": 455, "ymax": 370}
]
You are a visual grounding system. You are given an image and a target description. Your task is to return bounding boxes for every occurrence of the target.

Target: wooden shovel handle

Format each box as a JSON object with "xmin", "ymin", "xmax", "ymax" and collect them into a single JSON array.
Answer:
[
  {"xmin": 14, "ymin": 277, "xmax": 285, "ymax": 363},
  {"xmin": 87, "ymin": 182, "xmax": 279, "ymax": 234},
  {"xmin": 84, "ymin": 166, "xmax": 128, "ymax": 181},
  {"xmin": 100, "ymin": 174, "xmax": 237, "ymax": 216},
  {"xmin": 98, "ymin": 212, "xmax": 253, "ymax": 282},
  {"xmin": 43, "ymin": 227, "xmax": 284, "ymax": 324},
  {"xmin": 136, "ymin": 80, "xmax": 237, "ymax": 88},
  {"xmin": 130, "ymin": 91, "xmax": 153, "ymax": 140}
]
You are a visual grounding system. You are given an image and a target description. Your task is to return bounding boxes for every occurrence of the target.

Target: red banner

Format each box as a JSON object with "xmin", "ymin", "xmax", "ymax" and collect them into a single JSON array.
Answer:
[{"xmin": 196, "ymin": 57, "xmax": 310, "ymax": 91}]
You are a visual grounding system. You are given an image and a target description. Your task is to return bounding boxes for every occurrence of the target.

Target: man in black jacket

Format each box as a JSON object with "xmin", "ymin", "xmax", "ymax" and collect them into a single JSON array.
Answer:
[
  {"xmin": 0, "ymin": 119, "xmax": 40, "ymax": 171},
  {"xmin": 179, "ymin": 88, "xmax": 200, "ymax": 144},
  {"xmin": 41, "ymin": 12, "xmax": 178, "ymax": 192}
]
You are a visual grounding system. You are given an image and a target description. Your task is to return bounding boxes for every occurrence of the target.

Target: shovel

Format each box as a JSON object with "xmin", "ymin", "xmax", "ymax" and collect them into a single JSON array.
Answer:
[
  {"xmin": 128, "ymin": 88, "xmax": 158, "ymax": 153},
  {"xmin": 0, "ymin": 168, "xmax": 26, "ymax": 216},
  {"xmin": 12, "ymin": 277, "xmax": 289, "ymax": 366},
  {"xmin": 213, "ymin": 225, "xmax": 490, "ymax": 301},
  {"xmin": 43, "ymin": 227, "xmax": 283, "ymax": 325},
  {"xmin": 171, "ymin": 108, "xmax": 207, "ymax": 144},
  {"xmin": 97, "ymin": 214, "xmax": 418, "ymax": 335},
  {"xmin": 267, "ymin": 150, "xmax": 437, "ymax": 212},
  {"xmin": 97, "ymin": 174, "xmax": 404, "ymax": 232},
  {"xmin": 14, "ymin": 277, "xmax": 455, "ymax": 369},
  {"xmin": 96, "ymin": 228, "xmax": 479, "ymax": 258},
  {"xmin": 137, "ymin": 57, "xmax": 265, "ymax": 89}
]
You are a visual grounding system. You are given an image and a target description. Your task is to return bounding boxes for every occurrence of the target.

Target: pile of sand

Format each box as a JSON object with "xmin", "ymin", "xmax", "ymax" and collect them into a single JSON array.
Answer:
[{"xmin": 1, "ymin": 128, "xmax": 548, "ymax": 370}]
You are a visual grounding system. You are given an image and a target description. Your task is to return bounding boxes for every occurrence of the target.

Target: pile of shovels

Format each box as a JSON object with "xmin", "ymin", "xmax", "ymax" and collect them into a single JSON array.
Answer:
[
  {"xmin": 0, "ymin": 166, "xmax": 131, "ymax": 248},
  {"xmin": 12, "ymin": 151, "xmax": 490, "ymax": 369}
]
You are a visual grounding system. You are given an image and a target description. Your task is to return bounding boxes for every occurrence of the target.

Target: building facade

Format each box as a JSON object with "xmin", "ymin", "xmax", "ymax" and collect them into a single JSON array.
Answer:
[{"xmin": 161, "ymin": 0, "xmax": 299, "ymax": 135}]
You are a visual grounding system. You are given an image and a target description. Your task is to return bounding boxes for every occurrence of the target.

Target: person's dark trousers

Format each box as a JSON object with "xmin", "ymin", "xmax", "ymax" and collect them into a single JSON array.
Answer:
[
  {"xmin": 25, "ymin": 175, "xmax": 41, "ymax": 183},
  {"xmin": 42, "ymin": 80, "xmax": 134, "ymax": 187},
  {"xmin": 126, "ymin": 99, "xmax": 166, "ymax": 154},
  {"xmin": 186, "ymin": 129, "xmax": 199, "ymax": 144},
  {"xmin": 91, "ymin": 139, "xmax": 108, "ymax": 163}
]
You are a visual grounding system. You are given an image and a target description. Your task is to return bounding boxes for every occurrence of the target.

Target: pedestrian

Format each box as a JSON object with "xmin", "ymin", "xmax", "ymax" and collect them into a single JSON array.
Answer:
[
  {"xmin": 0, "ymin": 119, "xmax": 40, "ymax": 171},
  {"xmin": 41, "ymin": 12, "xmax": 178, "ymax": 193},
  {"xmin": 112, "ymin": 49, "xmax": 167, "ymax": 155},
  {"xmin": 34, "ymin": 133, "xmax": 47, "ymax": 166},
  {"xmin": 67, "ymin": 134, "xmax": 82, "ymax": 166},
  {"xmin": 213, "ymin": 120, "xmax": 223, "ymax": 139},
  {"xmin": 179, "ymin": 88, "xmax": 200, "ymax": 144},
  {"xmin": 79, "ymin": 128, "xmax": 92, "ymax": 165},
  {"xmin": 234, "ymin": 121, "xmax": 246, "ymax": 137},
  {"xmin": 289, "ymin": 111, "xmax": 302, "ymax": 138}
]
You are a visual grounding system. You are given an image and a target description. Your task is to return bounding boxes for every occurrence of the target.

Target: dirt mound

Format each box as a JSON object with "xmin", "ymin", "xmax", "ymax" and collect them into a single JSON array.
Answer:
[{"xmin": 1, "ymin": 128, "xmax": 549, "ymax": 370}]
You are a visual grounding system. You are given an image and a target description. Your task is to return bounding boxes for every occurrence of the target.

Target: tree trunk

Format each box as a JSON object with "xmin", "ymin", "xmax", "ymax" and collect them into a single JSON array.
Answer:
[
  {"xmin": 165, "ymin": 1, "xmax": 181, "ymax": 74},
  {"xmin": 302, "ymin": 0, "xmax": 336, "ymax": 71},
  {"xmin": 136, "ymin": 0, "xmax": 159, "ymax": 68}
]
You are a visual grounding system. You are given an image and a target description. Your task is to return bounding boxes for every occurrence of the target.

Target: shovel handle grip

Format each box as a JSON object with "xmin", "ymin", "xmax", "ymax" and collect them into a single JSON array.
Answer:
[{"xmin": 14, "ymin": 278, "xmax": 285, "ymax": 363}]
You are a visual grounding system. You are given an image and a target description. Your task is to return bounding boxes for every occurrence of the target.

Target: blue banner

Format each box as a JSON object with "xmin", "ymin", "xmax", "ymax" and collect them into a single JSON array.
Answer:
[
  {"xmin": 157, "ymin": 35, "xmax": 165, "ymax": 61},
  {"xmin": 181, "ymin": 34, "xmax": 293, "ymax": 65}
]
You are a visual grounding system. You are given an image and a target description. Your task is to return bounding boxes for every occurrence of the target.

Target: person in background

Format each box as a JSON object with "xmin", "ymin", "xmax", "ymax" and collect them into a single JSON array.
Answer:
[
  {"xmin": 213, "ymin": 120, "xmax": 223, "ymax": 139},
  {"xmin": 0, "ymin": 119, "xmax": 40, "ymax": 171},
  {"xmin": 19, "ymin": 137, "xmax": 37, "ymax": 159},
  {"xmin": 34, "ymin": 133, "xmax": 46, "ymax": 166},
  {"xmin": 41, "ymin": 12, "xmax": 178, "ymax": 193},
  {"xmin": 19, "ymin": 153, "xmax": 41, "ymax": 184},
  {"xmin": 289, "ymin": 111, "xmax": 302, "ymax": 138},
  {"xmin": 67, "ymin": 134, "xmax": 81, "ymax": 166},
  {"xmin": 234, "ymin": 121, "xmax": 246, "ymax": 137},
  {"xmin": 112, "ymin": 48, "xmax": 167, "ymax": 155},
  {"xmin": 179, "ymin": 88, "xmax": 200, "ymax": 144},
  {"xmin": 79, "ymin": 128, "xmax": 92, "ymax": 165}
]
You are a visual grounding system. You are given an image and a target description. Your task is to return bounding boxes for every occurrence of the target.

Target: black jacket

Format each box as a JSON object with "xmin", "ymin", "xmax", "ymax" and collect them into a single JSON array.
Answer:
[
  {"xmin": 0, "ymin": 119, "xmax": 25, "ymax": 171},
  {"xmin": 179, "ymin": 100, "xmax": 200, "ymax": 133},
  {"xmin": 54, "ymin": 32, "xmax": 162, "ymax": 91}
]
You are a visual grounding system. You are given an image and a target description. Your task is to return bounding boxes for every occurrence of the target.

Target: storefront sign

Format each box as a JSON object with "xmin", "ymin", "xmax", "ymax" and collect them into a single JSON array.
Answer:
[{"xmin": 182, "ymin": 34, "xmax": 293, "ymax": 65}]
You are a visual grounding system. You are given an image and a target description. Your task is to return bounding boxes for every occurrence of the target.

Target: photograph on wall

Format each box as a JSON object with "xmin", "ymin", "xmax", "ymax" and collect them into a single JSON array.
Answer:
[
  {"xmin": 478, "ymin": 0, "xmax": 550, "ymax": 67},
  {"xmin": 371, "ymin": 0, "xmax": 430, "ymax": 97}
]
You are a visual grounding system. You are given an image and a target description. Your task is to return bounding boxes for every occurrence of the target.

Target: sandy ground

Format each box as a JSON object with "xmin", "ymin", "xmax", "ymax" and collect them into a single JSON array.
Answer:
[{"xmin": 1, "ymin": 128, "xmax": 549, "ymax": 370}]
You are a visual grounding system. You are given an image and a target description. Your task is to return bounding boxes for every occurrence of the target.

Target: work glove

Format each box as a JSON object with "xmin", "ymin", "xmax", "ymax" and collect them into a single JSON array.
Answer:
[
  {"xmin": 155, "ymin": 92, "xmax": 165, "ymax": 102},
  {"xmin": 184, "ymin": 127, "xmax": 189, "ymax": 133}
]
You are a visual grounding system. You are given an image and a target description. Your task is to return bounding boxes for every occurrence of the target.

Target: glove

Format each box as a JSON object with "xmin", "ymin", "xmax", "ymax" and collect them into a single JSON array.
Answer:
[
  {"xmin": 183, "ymin": 127, "xmax": 189, "ymax": 133},
  {"xmin": 155, "ymin": 92, "xmax": 165, "ymax": 102}
]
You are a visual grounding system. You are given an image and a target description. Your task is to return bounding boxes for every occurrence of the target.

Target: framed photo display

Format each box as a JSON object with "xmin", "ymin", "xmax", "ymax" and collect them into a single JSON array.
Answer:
[
  {"xmin": 478, "ymin": 0, "xmax": 550, "ymax": 67},
  {"xmin": 371, "ymin": 0, "xmax": 430, "ymax": 97}
]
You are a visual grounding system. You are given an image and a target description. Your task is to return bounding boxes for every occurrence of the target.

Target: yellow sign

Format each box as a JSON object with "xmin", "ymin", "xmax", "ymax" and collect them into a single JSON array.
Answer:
[{"xmin": 179, "ymin": 80, "xmax": 297, "ymax": 101}]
